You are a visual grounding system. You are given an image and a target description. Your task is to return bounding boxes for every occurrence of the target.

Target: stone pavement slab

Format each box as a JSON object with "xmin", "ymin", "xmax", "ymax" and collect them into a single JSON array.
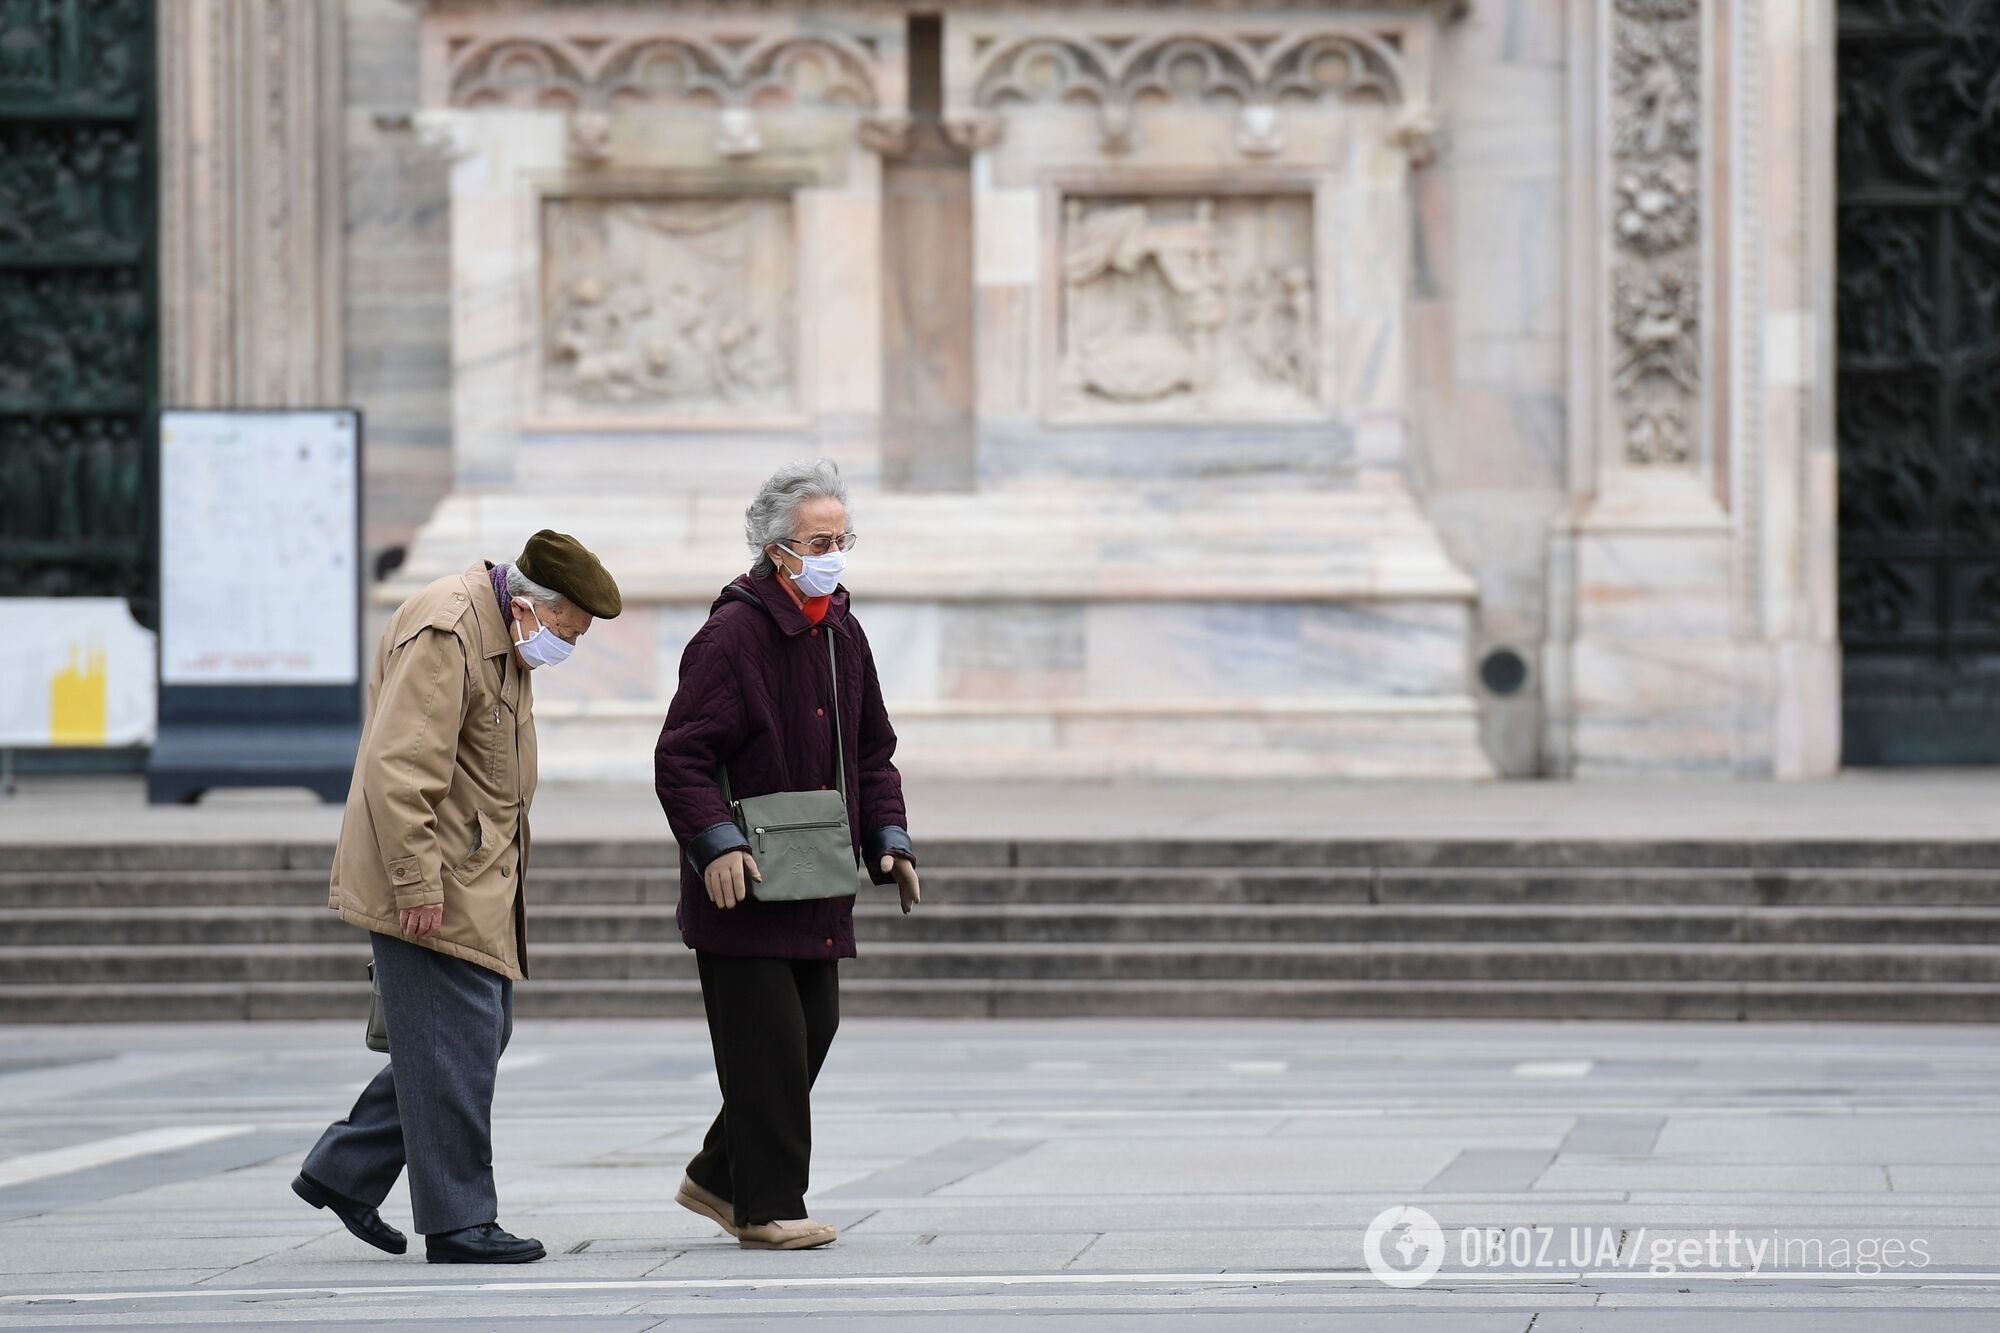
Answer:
[
  {"xmin": 0, "ymin": 1019, "xmax": 1995, "ymax": 1328},
  {"xmin": 8, "ymin": 770, "xmax": 2000, "ymax": 846}
]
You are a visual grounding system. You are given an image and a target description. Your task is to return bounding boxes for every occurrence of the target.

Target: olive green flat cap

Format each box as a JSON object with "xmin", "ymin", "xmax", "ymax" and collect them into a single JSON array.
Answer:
[{"xmin": 516, "ymin": 529, "xmax": 622, "ymax": 619}]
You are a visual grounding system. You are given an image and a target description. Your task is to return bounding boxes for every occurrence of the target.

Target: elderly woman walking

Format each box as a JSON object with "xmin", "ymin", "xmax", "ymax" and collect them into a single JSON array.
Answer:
[{"xmin": 654, "ymin": 458, "xmax": 921, "ymax": 1251}]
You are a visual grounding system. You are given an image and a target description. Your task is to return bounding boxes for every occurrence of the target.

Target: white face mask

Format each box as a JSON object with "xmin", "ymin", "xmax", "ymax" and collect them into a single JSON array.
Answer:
[
  {"xmin": 512, "ymin": 599, "xmax": 575, "ymax": 669},
  {"xmin": 780, "ymin": 544, "xmax": 846, "ymax": 597}
]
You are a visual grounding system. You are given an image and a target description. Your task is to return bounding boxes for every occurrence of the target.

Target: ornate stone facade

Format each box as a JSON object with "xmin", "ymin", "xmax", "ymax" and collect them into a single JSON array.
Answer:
[{"xmin": 150, "ymin": 0, "xmax": 1845, "ymax": 781}]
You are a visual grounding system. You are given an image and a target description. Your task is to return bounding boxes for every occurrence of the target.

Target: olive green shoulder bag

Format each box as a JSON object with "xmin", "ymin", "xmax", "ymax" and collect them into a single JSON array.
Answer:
[{"xmin": 715, "ymin": 621, "xmax": 859, "ymax": 902}]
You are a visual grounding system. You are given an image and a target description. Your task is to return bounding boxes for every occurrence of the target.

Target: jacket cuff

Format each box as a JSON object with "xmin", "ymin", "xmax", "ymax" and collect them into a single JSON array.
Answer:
[
  {"xmin": 388, "ymin": 854, "xmax": 443, "ymax": 909},
  {"xmin": 686, "ymin": 821, "xmax": 752, "ymax": 875},
  {"xmin": 864, "ymin": 825, "xmax": 915, "ymax": 884}
]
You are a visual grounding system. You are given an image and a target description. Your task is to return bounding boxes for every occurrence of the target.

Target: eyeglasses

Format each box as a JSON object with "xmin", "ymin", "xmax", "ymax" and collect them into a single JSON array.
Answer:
[{"xmin": 784, "ymin": 532, "xmax": 858, "ymax": 556}]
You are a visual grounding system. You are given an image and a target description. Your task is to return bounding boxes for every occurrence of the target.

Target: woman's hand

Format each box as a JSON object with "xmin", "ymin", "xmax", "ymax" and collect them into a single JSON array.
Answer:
[
  {"xmin": 705, "ymin": 849, "xmax": 761, "ymax": 909},
  {"xmin": 881, "ymin": 855, "xmax": 921, "ymax": 914}
]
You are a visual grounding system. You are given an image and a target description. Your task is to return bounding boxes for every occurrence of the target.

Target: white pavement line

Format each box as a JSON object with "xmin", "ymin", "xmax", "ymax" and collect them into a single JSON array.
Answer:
[
  {"xmin": 1512, "ymin": 1060, "xmax": 1596, "ymax": 1079},
  {"xmin": 1228, "ymin": 1061, "xmax": 1289, "ymax": 1075},
  {"xmin": 10, "ymin": 1271, "xmax": 2000, "ymax": 1305},
  {"xmin": 0, "ymin": 1125, "xmax": 253, "ymax": 1191},
  {"xmin": 497, "ymin": 1053, "xmax": 550, "ymax": 1073}
]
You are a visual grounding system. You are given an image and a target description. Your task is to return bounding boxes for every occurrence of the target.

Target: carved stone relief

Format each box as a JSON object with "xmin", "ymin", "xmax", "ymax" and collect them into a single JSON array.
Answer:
[
  {"xmin": 540, "ymin": 196, "xmax": 796, "ymax": 419},
  {"xmin": 1054, "ymin": 194, "xmax": 1318, "ymax": 421},
  {"xmin": 1608, "ymin": 0, "xmax": 1701, "ymax": 466}
]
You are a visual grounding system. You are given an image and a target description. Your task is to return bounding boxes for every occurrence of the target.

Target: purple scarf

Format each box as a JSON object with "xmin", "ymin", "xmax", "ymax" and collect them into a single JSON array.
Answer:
[{"xmin": 489, "ymin": 562, "xmax": 512, "ymax": 631}]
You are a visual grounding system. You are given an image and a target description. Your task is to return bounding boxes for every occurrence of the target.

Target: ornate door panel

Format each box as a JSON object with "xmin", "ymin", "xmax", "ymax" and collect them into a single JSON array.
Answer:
[
  {"xmin": 0, "ymin": 0, "xmax": 157, "ymax": 623},
  {"xmin": 1837, "ymin": 0, "xmax": 2000, "ymax": 763}
]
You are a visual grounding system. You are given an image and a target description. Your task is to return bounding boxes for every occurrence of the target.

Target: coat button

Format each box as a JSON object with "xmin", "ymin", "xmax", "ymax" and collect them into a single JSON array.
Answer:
[
  {"xmin": 819, "ymin": 783, "xmax": 828, "ymax": 790},
  {"xmin": 824, "ymin": 937, "xmax": 834, "ymax": 948},
  {"xmin": 502, "ymin": 864, "xmax": 512, "ymax": 878},
  {"xmin": 816, "ymin": 707, "xmax": 825, "ymax": 717},
  {"xmin": 809, "ymin": 628, "xmax": 819, "ymax": 637}
]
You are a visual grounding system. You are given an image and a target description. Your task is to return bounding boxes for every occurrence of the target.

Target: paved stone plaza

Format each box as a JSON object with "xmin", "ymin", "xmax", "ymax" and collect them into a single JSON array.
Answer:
[{"xmin": 0, "ymin": 1017, "xmax": 1996, "ymax": 1329}]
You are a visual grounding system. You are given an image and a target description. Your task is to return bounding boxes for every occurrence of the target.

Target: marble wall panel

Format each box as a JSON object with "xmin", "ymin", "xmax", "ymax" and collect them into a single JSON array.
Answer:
[
  {"xmin": 939, "ymin": 602, "xmax": 1088, "ymax": 701},
  {"xmin": 1083, "ymin": 600, "xmax": 1471, "ymax": 702}
]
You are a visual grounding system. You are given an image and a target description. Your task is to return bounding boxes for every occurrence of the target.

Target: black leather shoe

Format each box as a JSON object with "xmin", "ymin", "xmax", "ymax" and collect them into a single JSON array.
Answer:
[
  {"xmin": 292, "ymin": 1171, "xmax": 408, "ymax": 1255},
  {"xmin": 425, "ymin": 1221, "xmax": 546, "ymax": 1264}
]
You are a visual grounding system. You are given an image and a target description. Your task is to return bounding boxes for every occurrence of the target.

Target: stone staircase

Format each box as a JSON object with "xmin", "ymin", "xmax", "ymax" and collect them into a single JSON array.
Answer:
[{"xmin": 1, "ymin": 838, "xmax": 1997, "ymax": 1021}]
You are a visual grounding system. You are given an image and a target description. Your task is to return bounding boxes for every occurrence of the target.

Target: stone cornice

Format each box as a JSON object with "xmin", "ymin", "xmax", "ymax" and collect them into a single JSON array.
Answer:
[{"xmin": 418, "ymin": 0, "xmax": 1466, "ymax": 18}]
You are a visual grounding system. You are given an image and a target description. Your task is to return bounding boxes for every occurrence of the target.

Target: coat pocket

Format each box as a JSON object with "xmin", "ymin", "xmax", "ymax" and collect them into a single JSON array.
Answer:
[{"xmin": 453, "ymin": 808, "xmax": 504, "ymax": 881}]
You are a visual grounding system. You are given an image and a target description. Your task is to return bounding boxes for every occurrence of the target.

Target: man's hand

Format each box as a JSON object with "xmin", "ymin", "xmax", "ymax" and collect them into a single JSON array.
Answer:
[
  {"xmin": 399, "ymin": 903, "xmax": 443, "ymax": 938},
  {"xmin": 705, "ymin": 849, "xmax": 761, "ymax": 909},
  {"xmin": 880, "ymin": 855, "xmax": 921, "ymax": 914}
]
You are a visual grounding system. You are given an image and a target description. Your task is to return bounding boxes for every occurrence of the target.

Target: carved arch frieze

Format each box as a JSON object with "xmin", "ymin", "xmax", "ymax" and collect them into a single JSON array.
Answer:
[
  {"xmin": 953, "ymin": 19, "xmax": 1432, "ymax": 157},
  {"xmin": 442, "ymin": 32, "xmax": 882, "ymax": 112}
]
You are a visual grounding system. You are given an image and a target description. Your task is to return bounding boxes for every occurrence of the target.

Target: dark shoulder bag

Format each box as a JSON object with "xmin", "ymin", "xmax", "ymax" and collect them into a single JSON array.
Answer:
[
  {"xmin": 717, "ymin": 623, "xmax": 859, "ymax": 902},
  {"xmin": 365, "ymin": 960, "xmax": 389, "ymax": 1053}
]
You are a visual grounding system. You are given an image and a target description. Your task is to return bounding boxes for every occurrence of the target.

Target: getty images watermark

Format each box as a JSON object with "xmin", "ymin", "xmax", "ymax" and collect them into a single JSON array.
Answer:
[{"xmin": 1363, "ymin": 1206, "xmax": 1935, "ymax": 1288}]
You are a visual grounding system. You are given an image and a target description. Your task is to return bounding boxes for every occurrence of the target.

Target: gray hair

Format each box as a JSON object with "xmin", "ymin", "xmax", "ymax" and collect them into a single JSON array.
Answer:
[
  {"xmin": 745, "ymin": 457, "xmax": 850, "ymax": 578},
  {"xmin": 504, "ymin": 561, "xmax": 564, "ymax": 610}
]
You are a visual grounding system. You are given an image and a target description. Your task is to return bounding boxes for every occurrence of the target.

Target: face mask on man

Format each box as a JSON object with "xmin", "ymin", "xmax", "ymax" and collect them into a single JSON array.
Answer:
[
  {"xmin": 512, "ymin": 598, "xmax": 575, "ymax": 669},
  {"xmin": 780, "ymin": 544, "xmax": 846, "ymax": 598}
]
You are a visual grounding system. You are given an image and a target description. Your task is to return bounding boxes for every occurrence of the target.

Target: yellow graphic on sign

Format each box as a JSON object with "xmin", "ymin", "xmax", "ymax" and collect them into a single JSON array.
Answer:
[{"xmin": 49, "ymin": 643, "xmax": 108, "ymax": 746}]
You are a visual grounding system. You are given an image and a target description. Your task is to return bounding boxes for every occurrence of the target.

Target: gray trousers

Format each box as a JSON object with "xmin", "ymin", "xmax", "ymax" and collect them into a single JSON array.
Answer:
[{"xmin": 303, "ymin": 931, "xmax": 514, "ymax": 1235}]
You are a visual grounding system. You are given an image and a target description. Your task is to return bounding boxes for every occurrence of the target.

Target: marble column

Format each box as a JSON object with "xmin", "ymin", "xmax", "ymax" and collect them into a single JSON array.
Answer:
[
  {"xmin": 1546, "ymin": 0, "xmax": 1838, "ymax": 776},
  {"xmin": 158, "ymin": 0, "xmax": 346, "ymax": 407}
]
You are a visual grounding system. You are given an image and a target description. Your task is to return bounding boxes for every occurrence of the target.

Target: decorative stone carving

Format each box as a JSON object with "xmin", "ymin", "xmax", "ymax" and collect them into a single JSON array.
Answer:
[
  {"xmin": 1608, "ymin": 0, "xmax": 1701, "ymax": 466},
  {"xmin": 539, "ymin": 196, "xmax": 795, "ymax": 419},
  {"xmin": 1234, "ymin": 105, "xmax": 1285, "ymax": 157},
  {"xmin": 713, "ymin": 108, "xmax": 762, "ymax": 158},
  {"xmin": 444, "ymin": 33, "xmax": 881, "ymax": 112},
  {"xmin": 963, "ymin": 29, "xmax": 1405, "ymax": 156},
  {"xmin": 942, "ymin": 109, "xmax": 1005, "ymax": 152},
  {"xmin": 567, "ymin": 111, "xmax": 613, "ymax": 165},
  {"xmin": 855, "ymin": 111, "xmax": 912, "ymax": 156},
  {"xmin": 1054, "ymin": 194, "xmax": 1318, "ymax": 421},
  {"xmin": 1388, "ymin": 103, "xmax": 1441, "ymax": 165}
]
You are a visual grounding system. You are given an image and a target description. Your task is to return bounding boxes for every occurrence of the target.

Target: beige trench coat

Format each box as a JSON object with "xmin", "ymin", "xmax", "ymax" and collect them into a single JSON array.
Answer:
[{"xmin": 328, "ymin": 562, "xmax": 538, "ymax": 979}]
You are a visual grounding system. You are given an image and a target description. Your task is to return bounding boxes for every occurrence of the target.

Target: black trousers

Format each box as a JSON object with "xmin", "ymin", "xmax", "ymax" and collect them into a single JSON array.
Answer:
[{"xmin": 685, "ymin": 951, "xmax": 840, "ymax": 1227}]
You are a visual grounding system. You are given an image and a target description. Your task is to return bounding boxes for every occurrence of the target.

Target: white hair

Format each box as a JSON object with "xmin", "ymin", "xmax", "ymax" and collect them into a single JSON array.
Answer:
[
  {"xmin": 504, "ymin": 562, "xmax": 564, "ymax": 610},
  {"xmin": 745, "ymin": 457, "xmax": 850, "ymax": 578}
]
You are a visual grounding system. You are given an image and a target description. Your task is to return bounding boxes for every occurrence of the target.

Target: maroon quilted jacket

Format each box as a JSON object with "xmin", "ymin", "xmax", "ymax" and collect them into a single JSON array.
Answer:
[{"xmin": 653, "ymin": 571, "xmax": 914, "ymax": 959}]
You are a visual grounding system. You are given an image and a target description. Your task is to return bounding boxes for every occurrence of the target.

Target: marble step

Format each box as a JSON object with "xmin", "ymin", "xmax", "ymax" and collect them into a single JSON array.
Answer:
[
  {"xmin": 8, "ymin": 864, "xmax": 1999, "ymax": 908},
  {"xmin": 4, "ymin": 978, "xmax": 2000, "ymax": 1023},
  {"xmin": 9, "ymin": 838, "xmax": 1995, "ymax": 873},
  {"xmin": 7, "ymin": 903, "xmax": 2000, "ymax": 949},
  {"xmin": 4, "ymin": 938, "xmax": 2000, "ymax": 986}
]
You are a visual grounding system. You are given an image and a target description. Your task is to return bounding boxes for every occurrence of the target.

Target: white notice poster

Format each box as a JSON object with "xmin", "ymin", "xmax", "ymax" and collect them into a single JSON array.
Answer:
[{"xmin": 160, "ymin": 410, "xmax": 360, "ymax": 685}]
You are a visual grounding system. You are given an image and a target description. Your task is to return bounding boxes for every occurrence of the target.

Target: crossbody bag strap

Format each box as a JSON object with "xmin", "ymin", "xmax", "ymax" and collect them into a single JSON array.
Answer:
[{"xmin": 826, "ymin": 624, "xmax": 846, "ymax": 804}]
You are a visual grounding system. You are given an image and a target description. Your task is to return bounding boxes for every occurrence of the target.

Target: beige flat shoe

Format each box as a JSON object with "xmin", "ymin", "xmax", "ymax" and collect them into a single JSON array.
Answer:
[
  {"xmin": 674, "ymin": 1174, "xmax": 738, "ymax": 1237},
  {"xmin": 736, "ymin": 1217, "xmax": 837, "ymax": 1250}
]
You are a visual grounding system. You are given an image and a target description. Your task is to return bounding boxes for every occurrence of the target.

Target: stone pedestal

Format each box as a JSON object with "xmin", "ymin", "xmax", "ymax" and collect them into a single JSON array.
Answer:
[{"xmin": 387, "ymin": 1, "xmax": 1492, "ymax": 780}]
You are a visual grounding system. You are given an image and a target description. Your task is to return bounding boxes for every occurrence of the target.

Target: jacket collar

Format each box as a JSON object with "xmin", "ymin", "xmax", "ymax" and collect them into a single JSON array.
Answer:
[
  {"xmin": 465, "ymin": 562, "xmax": 514, "ymax": 660},
  {"xmin": 719, "ymin": 571, "xmax": 850, "ymax": 638}
]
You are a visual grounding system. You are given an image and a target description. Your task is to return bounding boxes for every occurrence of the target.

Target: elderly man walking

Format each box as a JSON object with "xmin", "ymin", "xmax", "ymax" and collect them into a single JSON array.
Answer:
[{"xmin": 293, "ymin": 531, "xmax": 620, "ymax": 1264}]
